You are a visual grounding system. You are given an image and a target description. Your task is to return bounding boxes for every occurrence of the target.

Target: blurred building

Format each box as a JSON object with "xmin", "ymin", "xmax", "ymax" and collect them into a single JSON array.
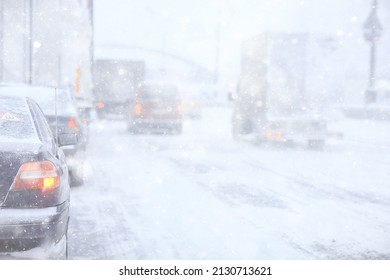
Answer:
[{"xmin": 0, "ymin": 0, "xmax": 93, "ymax": 100}]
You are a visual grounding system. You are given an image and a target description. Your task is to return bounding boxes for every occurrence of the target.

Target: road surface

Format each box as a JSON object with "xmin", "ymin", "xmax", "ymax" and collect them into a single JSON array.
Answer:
[{"xmin": 68, "ymin": 105, "xmax": 390, "ymax": 259}]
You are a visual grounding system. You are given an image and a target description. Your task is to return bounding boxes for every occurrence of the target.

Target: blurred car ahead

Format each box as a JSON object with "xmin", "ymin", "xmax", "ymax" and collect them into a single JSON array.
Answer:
[
  {"xmin": 127, "ymin": 82, "xmax": 183, "ymax": 134},
  {"xmin": 179, "ymin": 87, "xmax": 203, "ymax": 120},
  {"xmin": 0, "ymin": 94, "xmax": 73, "ymax": 259},
  {"xmin": 75, "ymin": 97, "xmax": 96, "ymax": 127},
  {"xmin": 183, "ymin": 99, "xmax": 203, "ymax": 120},
  {"xmin": 0, "ymin": 84, "xmax": 87, "ymax": 186}
]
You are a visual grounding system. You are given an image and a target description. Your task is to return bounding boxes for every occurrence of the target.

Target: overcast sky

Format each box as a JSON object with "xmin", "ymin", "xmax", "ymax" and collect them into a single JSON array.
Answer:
[{"xmin": 94, "ymin": 0, "xmax": 389, "ymax": 84}]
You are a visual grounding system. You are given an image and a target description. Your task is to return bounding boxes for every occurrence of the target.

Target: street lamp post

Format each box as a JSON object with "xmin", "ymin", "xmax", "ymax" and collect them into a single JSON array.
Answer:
[{"xmin": 363, "ymin": 0, "xmax": 383, "ymax": 104}]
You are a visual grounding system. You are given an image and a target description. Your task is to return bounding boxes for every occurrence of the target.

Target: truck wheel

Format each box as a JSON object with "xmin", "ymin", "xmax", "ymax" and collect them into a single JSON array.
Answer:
[
  {"xmin": 285, "ymin": 139, "xmax": 295, "ymax": 148},
  {"xmin": 308, "ymin": 140, "xmax": 325, "ymax": 150}
]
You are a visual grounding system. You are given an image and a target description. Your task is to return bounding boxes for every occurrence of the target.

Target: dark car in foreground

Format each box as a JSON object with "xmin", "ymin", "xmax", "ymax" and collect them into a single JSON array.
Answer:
[
  {"xmin": 0, "ymin": 84, "xmax": 88, "ymax": 185},
  {"xmin": 127, "ymin": 82, "xmax": 183, "ymax": 134},
  {"xmin": 0, "ymin": 95, "xmax": 72, "ymax": 259}
]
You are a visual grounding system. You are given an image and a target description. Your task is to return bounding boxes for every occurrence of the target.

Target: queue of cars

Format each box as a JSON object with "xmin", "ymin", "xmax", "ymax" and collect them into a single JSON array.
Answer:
[
  {"xmin": 127, "ymin": 82, "xmax": 184, "ymax": 134},
  {"xmin": 0, "ymin": 84, "xmax": 92, "ymax": 259}
]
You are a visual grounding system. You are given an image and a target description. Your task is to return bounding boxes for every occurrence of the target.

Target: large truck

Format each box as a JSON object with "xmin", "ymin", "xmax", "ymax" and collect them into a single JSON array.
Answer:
[
  {"xmin": 93, "ymin": 59, "xmax": 145, "ymax": 118},
  {"xmin": 232, "ymin": 32, "xmax": 334, "ymax": 148}
]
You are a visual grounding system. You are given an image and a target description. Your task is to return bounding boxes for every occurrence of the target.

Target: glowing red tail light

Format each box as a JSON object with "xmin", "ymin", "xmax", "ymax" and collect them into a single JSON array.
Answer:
[
  {"xmin": 67, "ymin": 117, "xmax": 77, "ymax": 128},
  {"xmin": 134, "ymin": 103, "xmax": 142, "ymax": 116},
  {"xmin": 97, "ymin": 101, "xmax": 105, "ymax": 109},
  {"xmin": 11, "ymin": 161, "xmax": 60, "ymax": 192}
]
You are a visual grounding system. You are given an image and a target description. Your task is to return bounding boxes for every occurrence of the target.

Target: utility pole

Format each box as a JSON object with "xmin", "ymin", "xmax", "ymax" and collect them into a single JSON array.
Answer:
[
  {"xmin": 214, "ymin": 0, "xmax": 222, "ymax": 85},
  {"xmin": 363, "ymin": 0, "xmax": 383, "ymax": 104},
  {"xmin": 89, "ymin": 0, "xmax": 94, "ymax": 79}
]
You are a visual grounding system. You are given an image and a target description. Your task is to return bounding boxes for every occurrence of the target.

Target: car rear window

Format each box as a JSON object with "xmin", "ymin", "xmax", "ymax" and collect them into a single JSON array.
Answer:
[
  {"xmin": 0, "ymin": 97, "xmax": 36, "ymax": 140},
  {"xmin": 140, "ymin": 85, "xmax": 180, "ymax": 102}
]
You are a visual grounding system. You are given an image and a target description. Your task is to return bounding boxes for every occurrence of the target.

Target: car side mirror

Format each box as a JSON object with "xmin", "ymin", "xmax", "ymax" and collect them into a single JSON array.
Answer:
[{"xmin": 58, "ymin": 133, "xmax": 77, "ymax": 147}]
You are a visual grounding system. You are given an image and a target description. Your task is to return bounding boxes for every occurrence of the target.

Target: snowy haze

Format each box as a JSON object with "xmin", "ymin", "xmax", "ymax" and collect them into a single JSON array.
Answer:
[
  {"xmin": 63, "ymin": 0, "xmax": 390, "ymax": 260},
  {"xmin": 95, "ymin": 0, "xmax": 390, "ymax": 91}
]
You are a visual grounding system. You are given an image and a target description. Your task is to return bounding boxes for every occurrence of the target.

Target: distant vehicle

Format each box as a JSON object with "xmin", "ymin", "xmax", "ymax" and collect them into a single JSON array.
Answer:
[
  {"xmin": 183, "ymin": 98, "xmax": 203, "ymax": 120},
  {"xmin": 232, "ymin": 33, "xmax": 330, "ymax": 148},
  {"xmin": 179, "ymin": 85, "xmax": 203, "ymax": 120},
  {"xmin": 127, "ymin": 82, "xmax": 183, "ymax": 134},
  {"xmin": 93, "ymin": 59, "xmax": 145, "ymax": 119},
  {"xmin": 0, "ymin": 84, "xmax": 87, "ymax": 185},
  {"xmin": 0, "ymin": 94, "xmax": 73, "ymax": 259}
]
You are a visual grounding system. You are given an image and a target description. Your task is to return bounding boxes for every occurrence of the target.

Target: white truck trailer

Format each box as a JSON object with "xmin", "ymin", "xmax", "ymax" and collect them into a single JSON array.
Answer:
[
  {"xmin": 93, "ymin": 59, "xmax": 145, "ymax": 118},
  {"xmin": 232, "ymin": 32, "xmax": 332, "ymax": 148}
]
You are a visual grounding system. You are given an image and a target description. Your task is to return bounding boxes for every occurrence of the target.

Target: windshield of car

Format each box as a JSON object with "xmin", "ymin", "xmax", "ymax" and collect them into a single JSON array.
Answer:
[
  {"xmin": 139, "ymin": 85, "xmax": 180, "ymax": 102},
  {"xmin": 0, "ymin": 97, "xmax": 36, "ymax": 141}
]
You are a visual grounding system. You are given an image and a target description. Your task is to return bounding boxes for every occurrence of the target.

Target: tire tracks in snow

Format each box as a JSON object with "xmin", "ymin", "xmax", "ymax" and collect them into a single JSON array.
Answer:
[
  {"xmin": 243, "ymin": 157, "xmax": 390, "ymax": 259},
  {"xmin": 68, "ymin": 141, "xmax": 143, "ymax": 259},
  {"xmin": 244, "ymin": 157, "xmax": 390, "ymax": 207}
]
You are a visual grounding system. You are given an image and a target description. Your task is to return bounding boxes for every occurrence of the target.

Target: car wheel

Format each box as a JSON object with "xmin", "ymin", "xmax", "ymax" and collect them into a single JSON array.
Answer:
[
  {"xmin": 173, "ymin": 124, "xmax": 182, "ymax": 134},
  {"xmin": 70, "ymin": 170, "xmax": 84, "ymax": 186}
]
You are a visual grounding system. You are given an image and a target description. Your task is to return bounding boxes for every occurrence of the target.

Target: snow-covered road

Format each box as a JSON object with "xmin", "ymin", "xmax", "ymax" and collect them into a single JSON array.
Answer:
[{"xmin": 68, "ymin": 106, "xmax": 390, "ymax": 259}]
